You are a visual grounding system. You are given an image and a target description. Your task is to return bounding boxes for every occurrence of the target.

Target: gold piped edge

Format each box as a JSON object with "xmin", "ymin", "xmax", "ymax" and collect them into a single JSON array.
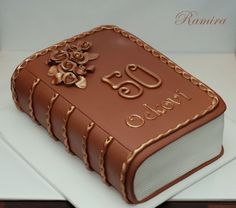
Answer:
[
  {"xmin": 46, "ymin": 93, "xmax": 59, "ymax": 140},
  {"xmin": 9, "ymin": 25, "xmax": 220, "ymax": 202},
  {"xmin": 113, "ymin": 27, "xmax": 219, "ymax": 203},
  {"xmin": 99, "ymin": 136, "xmax": 113, "ymax": 185},
  {"xmin": 11, "ymin": 53, "xmax": 41, "ymax": 111},
  {"xmin": 120, "ymin": 100, "xmax": 218, "ymax": 201},
  {"xmin": 82, "ymin": 122, "xmax": 95, "ymax": 170},
  {"xmin": 120, "ymin": 95, "xmax": 218, "ymax": 202},
  {"xmin": 29, "ymin": 78, "xmax": 40, "ymax": 122},
  {"xmin": 62, "ymin": 105, "xmax": 75, "ymax": 152}
]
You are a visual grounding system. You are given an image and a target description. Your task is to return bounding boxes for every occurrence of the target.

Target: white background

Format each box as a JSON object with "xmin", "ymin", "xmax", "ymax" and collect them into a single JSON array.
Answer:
[{"xmin": 0, "ymin": 0, "xmax": 236, "ymax": 52}]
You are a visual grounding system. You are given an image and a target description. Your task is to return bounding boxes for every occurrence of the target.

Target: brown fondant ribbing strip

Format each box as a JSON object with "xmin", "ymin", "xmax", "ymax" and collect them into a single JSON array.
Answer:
[
  {"xmin": 82, "ymin": 122, "xmax": 95, "ymax": 170},
  {"xmin": 46, "ymin": 93, "xmax": 59, "ymax": 140},
  {"xmin": 29, "ymin": 78, "xmax": 40, "ymax": 122},
  {"xmin": 62, "ymin": 105, "xmax": 75, "ymax": 152},
  {"xmin": 99, "ymin": 136, "xmax": 113, "ymax": 185}
]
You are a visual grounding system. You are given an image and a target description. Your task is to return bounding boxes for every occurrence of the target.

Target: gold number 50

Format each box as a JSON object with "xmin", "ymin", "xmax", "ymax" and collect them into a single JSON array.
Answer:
[{"xmin": 101, "ymin": 64, "xmax": 162, "ymax": 99}]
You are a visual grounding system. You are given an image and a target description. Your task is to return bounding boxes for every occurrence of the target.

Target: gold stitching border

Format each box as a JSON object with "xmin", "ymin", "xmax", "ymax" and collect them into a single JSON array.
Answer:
[
  {"xmin": 62, "ymin": 105, "xmax": 75, "ymax": 152},
  {"xmin": 10, "ymin": 25, "xmax": 219, "ymax": 202},
  {"xmin": 82, "ymin": 122, "xmax": 95, "ymax": 170},
  {"xmin": 46, "ymin": 93, "xmax": 59, "ymax": 139},
  {"xmin": 29, "ymin": 78, "xmax": 40, "ymax": 122},
  {"xmin": 99, "ymin": 136, "xmax": 114, "ymax": 185}
]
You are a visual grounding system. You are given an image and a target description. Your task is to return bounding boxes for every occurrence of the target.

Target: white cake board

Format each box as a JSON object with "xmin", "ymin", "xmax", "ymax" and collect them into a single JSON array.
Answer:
[
  {"xmin": 0, "ymin": 134, "xmax": 64, "ymax": 201},
  {"xmin": 172, "ymin": 156, "xmax": 236, "ymax": 201},
  {"xmin": 0, "ymin": 52, "xmax": 236, "ymax": 208}
]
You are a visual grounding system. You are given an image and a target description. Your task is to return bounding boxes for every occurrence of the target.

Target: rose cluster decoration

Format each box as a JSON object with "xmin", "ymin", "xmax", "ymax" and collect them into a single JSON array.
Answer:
[{"xmin": 47, "ymin": 41, "xmax": 99, "ymax": 89}]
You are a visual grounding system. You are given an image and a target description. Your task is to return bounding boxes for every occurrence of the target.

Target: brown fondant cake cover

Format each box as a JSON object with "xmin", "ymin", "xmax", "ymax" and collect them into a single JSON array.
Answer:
[{"xmin": 11, "ymin": 25, "xmax": 226, "ymax": 204}]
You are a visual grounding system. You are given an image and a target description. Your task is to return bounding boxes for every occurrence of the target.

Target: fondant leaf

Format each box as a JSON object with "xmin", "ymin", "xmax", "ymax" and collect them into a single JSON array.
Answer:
[
  {"xmin": 75, "ymin": 76, "xmax": 87, "ymax": 89},
  {"xmin": 48, "ymin": 66, "xmax": 59, "ymax": 76}
]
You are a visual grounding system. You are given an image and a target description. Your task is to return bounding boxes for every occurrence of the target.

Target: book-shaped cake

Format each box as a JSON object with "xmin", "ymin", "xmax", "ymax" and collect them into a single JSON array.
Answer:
[{"xmin": 11, "ymin": 25, "xmax": 226, "ymax": 204}]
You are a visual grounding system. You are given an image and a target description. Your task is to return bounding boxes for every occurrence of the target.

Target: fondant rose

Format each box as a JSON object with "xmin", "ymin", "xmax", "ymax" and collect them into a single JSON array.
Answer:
[
  {"xmin": 64, "ymin": 43, "xmax": 79, "ymax": 52},
  {"xmin": 73, "ymin": 65, "xmax": 87, "ymax": 76},
  {"xmin": 50, "ymin": 50, "xmax": 69, "ymax": 64},
  {"xmin": 47, "ymin": 42, "xmax": 99, "ymax": 89},
  {"xmin": 60, "ymin": 60, "xmax": 77, "ymax": 72},
  {"xmin": 62, "ymin": 72, "xmax": 78, "ymax": 85},
  {"xmin": 70, "ymin": 51, "xmax": 88, "ymax": 65},
  {"xmin": 79, "ymin": 41, "xmax": 92, "ymax": 51}
]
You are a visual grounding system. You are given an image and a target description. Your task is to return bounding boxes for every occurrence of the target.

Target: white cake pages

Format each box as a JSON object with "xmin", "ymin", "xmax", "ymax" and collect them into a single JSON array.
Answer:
[{"xmin": 134, "ymin": 115, "xmax": 224, "ymax": 200}]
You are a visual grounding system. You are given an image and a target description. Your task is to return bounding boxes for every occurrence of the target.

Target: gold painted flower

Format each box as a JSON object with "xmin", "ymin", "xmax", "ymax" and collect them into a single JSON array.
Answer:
[
  {"xmin": 70, "ymin": 51, "xmax": 87, "ymax": 65},
  {"xmin": 49, "ymin": 50, "xmax": 69, "ymax": 64},
  {"xmin": 60, "ymin": 60, "xmax": 77, "ymax": 72},
  {"xmin": 47, "ymin": 41, "xmax": 99, "ymax": 89},
  {"xmin": 79, "ymin": 41, "xmax": 92, "ymax": 51}
]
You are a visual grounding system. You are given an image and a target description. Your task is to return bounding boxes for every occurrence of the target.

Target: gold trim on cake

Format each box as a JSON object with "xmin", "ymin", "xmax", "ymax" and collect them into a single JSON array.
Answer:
[
  {"xmin": 82, "ymin": 122, "xmax": 95, "ymax": 170},
  {"xmin": 62, "ymin": 105, "xmax": 75, "ymax": 152},
  {"xmin": 46, "ymin": 93, "xmax": 59, "ymax": 140},
  {"xmin": 99, "ymin": 136, "xmax": 113, "ymax": 185},
  {"xmin": 29, "ymin": 78, "xmax": 40, "ymax": 122}
]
